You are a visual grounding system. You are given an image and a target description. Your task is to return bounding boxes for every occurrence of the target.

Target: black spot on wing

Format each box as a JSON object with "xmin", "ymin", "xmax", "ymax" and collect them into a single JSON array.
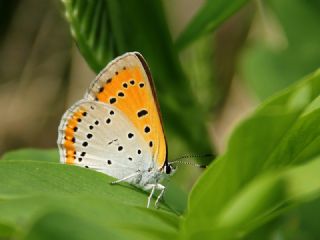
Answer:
[
  {"xmin": 128, "ymin": 133, "xmax": 134, "ymax": 139},
  {"xmin": 87, "ymin": 133, "xmax": 93, "ymax": 139},
  {"xmin": 109, "ymin": 98, "xmax": 116, "ymax": 104},
  {"xmin": 144, "ymin": 126, "xmax": 150, "ymax": 133},
  {"xmin": 137, "ymin": 109, "xmax": 148, "ymax": 118}
]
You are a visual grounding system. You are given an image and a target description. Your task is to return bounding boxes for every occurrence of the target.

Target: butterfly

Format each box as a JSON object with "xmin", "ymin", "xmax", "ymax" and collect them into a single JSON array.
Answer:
[{"xmin": 57, "ymin": 52, "xmax": 175, "ymax": 208}]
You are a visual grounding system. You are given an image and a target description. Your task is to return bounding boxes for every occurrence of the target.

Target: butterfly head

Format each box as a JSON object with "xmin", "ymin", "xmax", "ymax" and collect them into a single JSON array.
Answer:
[{"xmin": 163, "ymin": 162, "xmax": 176, "ymax": 175}]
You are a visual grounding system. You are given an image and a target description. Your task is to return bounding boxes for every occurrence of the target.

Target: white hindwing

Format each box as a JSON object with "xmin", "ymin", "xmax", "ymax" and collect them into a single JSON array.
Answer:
[{"xmin": 58, "ymin": 100, "xmax": 153, "ymax": 181}]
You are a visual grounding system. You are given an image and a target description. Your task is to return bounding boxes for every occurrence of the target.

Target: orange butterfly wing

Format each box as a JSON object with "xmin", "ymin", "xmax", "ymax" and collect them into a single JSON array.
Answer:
[{"xmin": 84, "ymin": 52, "xmax": 167, "ymax": 168}]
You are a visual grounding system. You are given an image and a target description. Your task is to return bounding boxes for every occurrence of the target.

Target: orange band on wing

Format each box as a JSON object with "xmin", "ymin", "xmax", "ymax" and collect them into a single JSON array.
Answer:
[
  {"xmin": 64, "ymin": 108, "xmax": 86, "ymax": 164},
  {"xmin": 95, "ymin": 66, "xmax": 166, "ymax": 167}
]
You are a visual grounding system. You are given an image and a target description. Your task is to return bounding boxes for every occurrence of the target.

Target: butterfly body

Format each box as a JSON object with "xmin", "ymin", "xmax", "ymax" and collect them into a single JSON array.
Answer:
[{"xmin": 58, "ymin": 52, "xmax": 174, "ymax": 207}]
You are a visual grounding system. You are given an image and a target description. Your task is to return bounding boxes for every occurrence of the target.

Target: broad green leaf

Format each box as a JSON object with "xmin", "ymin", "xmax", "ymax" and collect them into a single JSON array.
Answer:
[
  {"xmin": 175, "ymin": 0, "xmax": 250, "ymax": 50},
  {"xmin": 163, "ymin": 181, "xmax": 188, "ymax": 215},
  {"xmin": 23, "ymin": 210, "xmax": 123, "ymax": 240},
  {"xmin": 0, "ymin": 221, "xmax": 15, "ymax": 238},
  {"xmin": 62, "ymin": 0, "xmax": 115, "ymax": 72},
  {"xmin": 0, "ymin": 196, "xmax": 179, "ymax": 240},
  {"xmin": 241, "ymin": 0, "xmax": 320, "ymax": 99},
  {"xmin": 184, "ymin": 69, "xmax": 320, "ymax": 238},
  {"xmin": 0, "ymin": 160, "xmax": 166, "ymax": 209},
  {"xmin": 275, "ymin": 198, "xmax": 320, "ymax": 239},
  {"xmin": 184, "ymin": 157, "xmax": 320, "ymax": 239},
  {"xmin": 1, "ymin": 148, "xmax": 58, "ymax": 162},
  {"xmin": 246, "ymin": 185, "xmax": 320, "ymax": 239},
  {"xmin": 0, "ymin": 148, "xmax": 187, "ymax": 213},
  {"xmin": 216, "ymin": 156, "xmax": 320, "ymax": 234}
]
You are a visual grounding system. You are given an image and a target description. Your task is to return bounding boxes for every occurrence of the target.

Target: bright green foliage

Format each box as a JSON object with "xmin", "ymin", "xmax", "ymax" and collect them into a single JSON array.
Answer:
[
  {"xmin": 0, "ymin": 222, "xmax": 15, "ymax": 238},
  {"xmin": 0, "ymin": 196, "xmax": 179, "ymax": 240},
  {"xmin": 1, "ymin": 148, "xmax": 58, "ymax": 162},
  {"xmin": 0, "ymin": 160, "xmax": 179, "ymax": 239},
  {"xmin": 63, "ymin": 0, "xmax": 114, "ymax": 72},
  {"xmin": 184, "ymin": 69, "xmax": 320, "ymax": 238},
  {"xmin": 175, "ymin": 0, "xmax": 250, "ymax": 50},
  {"xmin": 241, "ymin": 0, "xmax": 320, "ymax": 99},
  {"xmin": 260, "ymin": 197, "xmax": 320, "ymax": 239},
  {"xmin": 0, "ymin": 194, "xmax": 179, "ymax": 239}
]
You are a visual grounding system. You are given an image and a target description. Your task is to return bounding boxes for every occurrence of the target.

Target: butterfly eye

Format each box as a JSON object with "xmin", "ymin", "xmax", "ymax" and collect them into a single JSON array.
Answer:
[{"xmin": 165, "ymin": 164, "xmax": 172, "ymax": 174}]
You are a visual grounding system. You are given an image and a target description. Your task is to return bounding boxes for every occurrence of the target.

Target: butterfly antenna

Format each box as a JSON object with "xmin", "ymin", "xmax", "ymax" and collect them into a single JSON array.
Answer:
[
  {"xmin": 169, "ymin": 160, "xmax": 207, "ymax": 168},
  {"xmin": 171, "ymin": 153, "xmax": 215, "ymax": 161},
  {"xmin": 169, "ymin": 153, "xmax": 215, "ymax": 168}
]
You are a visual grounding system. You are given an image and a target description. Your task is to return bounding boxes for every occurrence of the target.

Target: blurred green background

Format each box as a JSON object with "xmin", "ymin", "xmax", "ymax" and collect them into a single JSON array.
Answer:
[{"xmin": 1, "ymin": 0, "xmax": 320, "ymax": 239}]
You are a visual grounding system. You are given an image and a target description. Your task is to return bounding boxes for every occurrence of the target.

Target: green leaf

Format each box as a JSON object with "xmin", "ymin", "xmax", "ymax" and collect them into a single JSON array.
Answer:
[
  {"xmin": 0, "ymin": 221, "xmax": 16, "ymax": 238},
  {"xmin": 0, "ymin": 196, "xmax": 179, "ymax": 240},
  {"xmin": 163, "ymin": 181, "xmax": 188, "ymax": 215},
  {"xmin": 23, "ymin": 210, "xmax": 122, "ymax": 240},
  {"xmin": 241, "ymin": 0, "xmax": 320, "ymax": 99},
  {"xmin": 216, "ymin": 156, "xmax": 320, "ymax": 232},
  {"xmin": 184, "ymin": 68, "xmax": 320, "ymax": 238},
  {"xmin": 265, "ymin": 197, "xmax": 320, "ymax": 239},
  {"xmin": 0, "ymin": 149, "xmax": 187, "ymax": 213},
  {"xmin": 62, "ymin": 0, "xmax": 115, "ymax": 72},
  {"xmin": 175, "ymin": 0, "xmax": 250, "ymax": 50},
  {"xmin": 0, "ymin": 160, "xmax": 181, "ymax": 238},
  {"xmin": 183, "ymin": 157, "xmax": 320, "ymax": 239},
  {"xmin": 1, "ymin": 148, "xmax": 58, "ymax": 162},
  {"xmin": 0, "ymin": 160, "xmax": 167, "ymax": 208}
]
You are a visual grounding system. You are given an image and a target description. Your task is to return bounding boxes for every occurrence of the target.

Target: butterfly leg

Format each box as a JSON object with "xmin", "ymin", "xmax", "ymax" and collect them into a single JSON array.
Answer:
[
  {"xmin": 155, "ymin": 184, "xmax": 165, "ymax": 208},
  {"xmin": 144, "ymin": 184, "xmax": 165, "ymax": 208},
  {"xmin": 110, "ymin": 171, "xmax": 141, "ymax": 185},
  {"xmin": 145, "ymin": 184, "xmax": 156, "ymax": 208}
]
